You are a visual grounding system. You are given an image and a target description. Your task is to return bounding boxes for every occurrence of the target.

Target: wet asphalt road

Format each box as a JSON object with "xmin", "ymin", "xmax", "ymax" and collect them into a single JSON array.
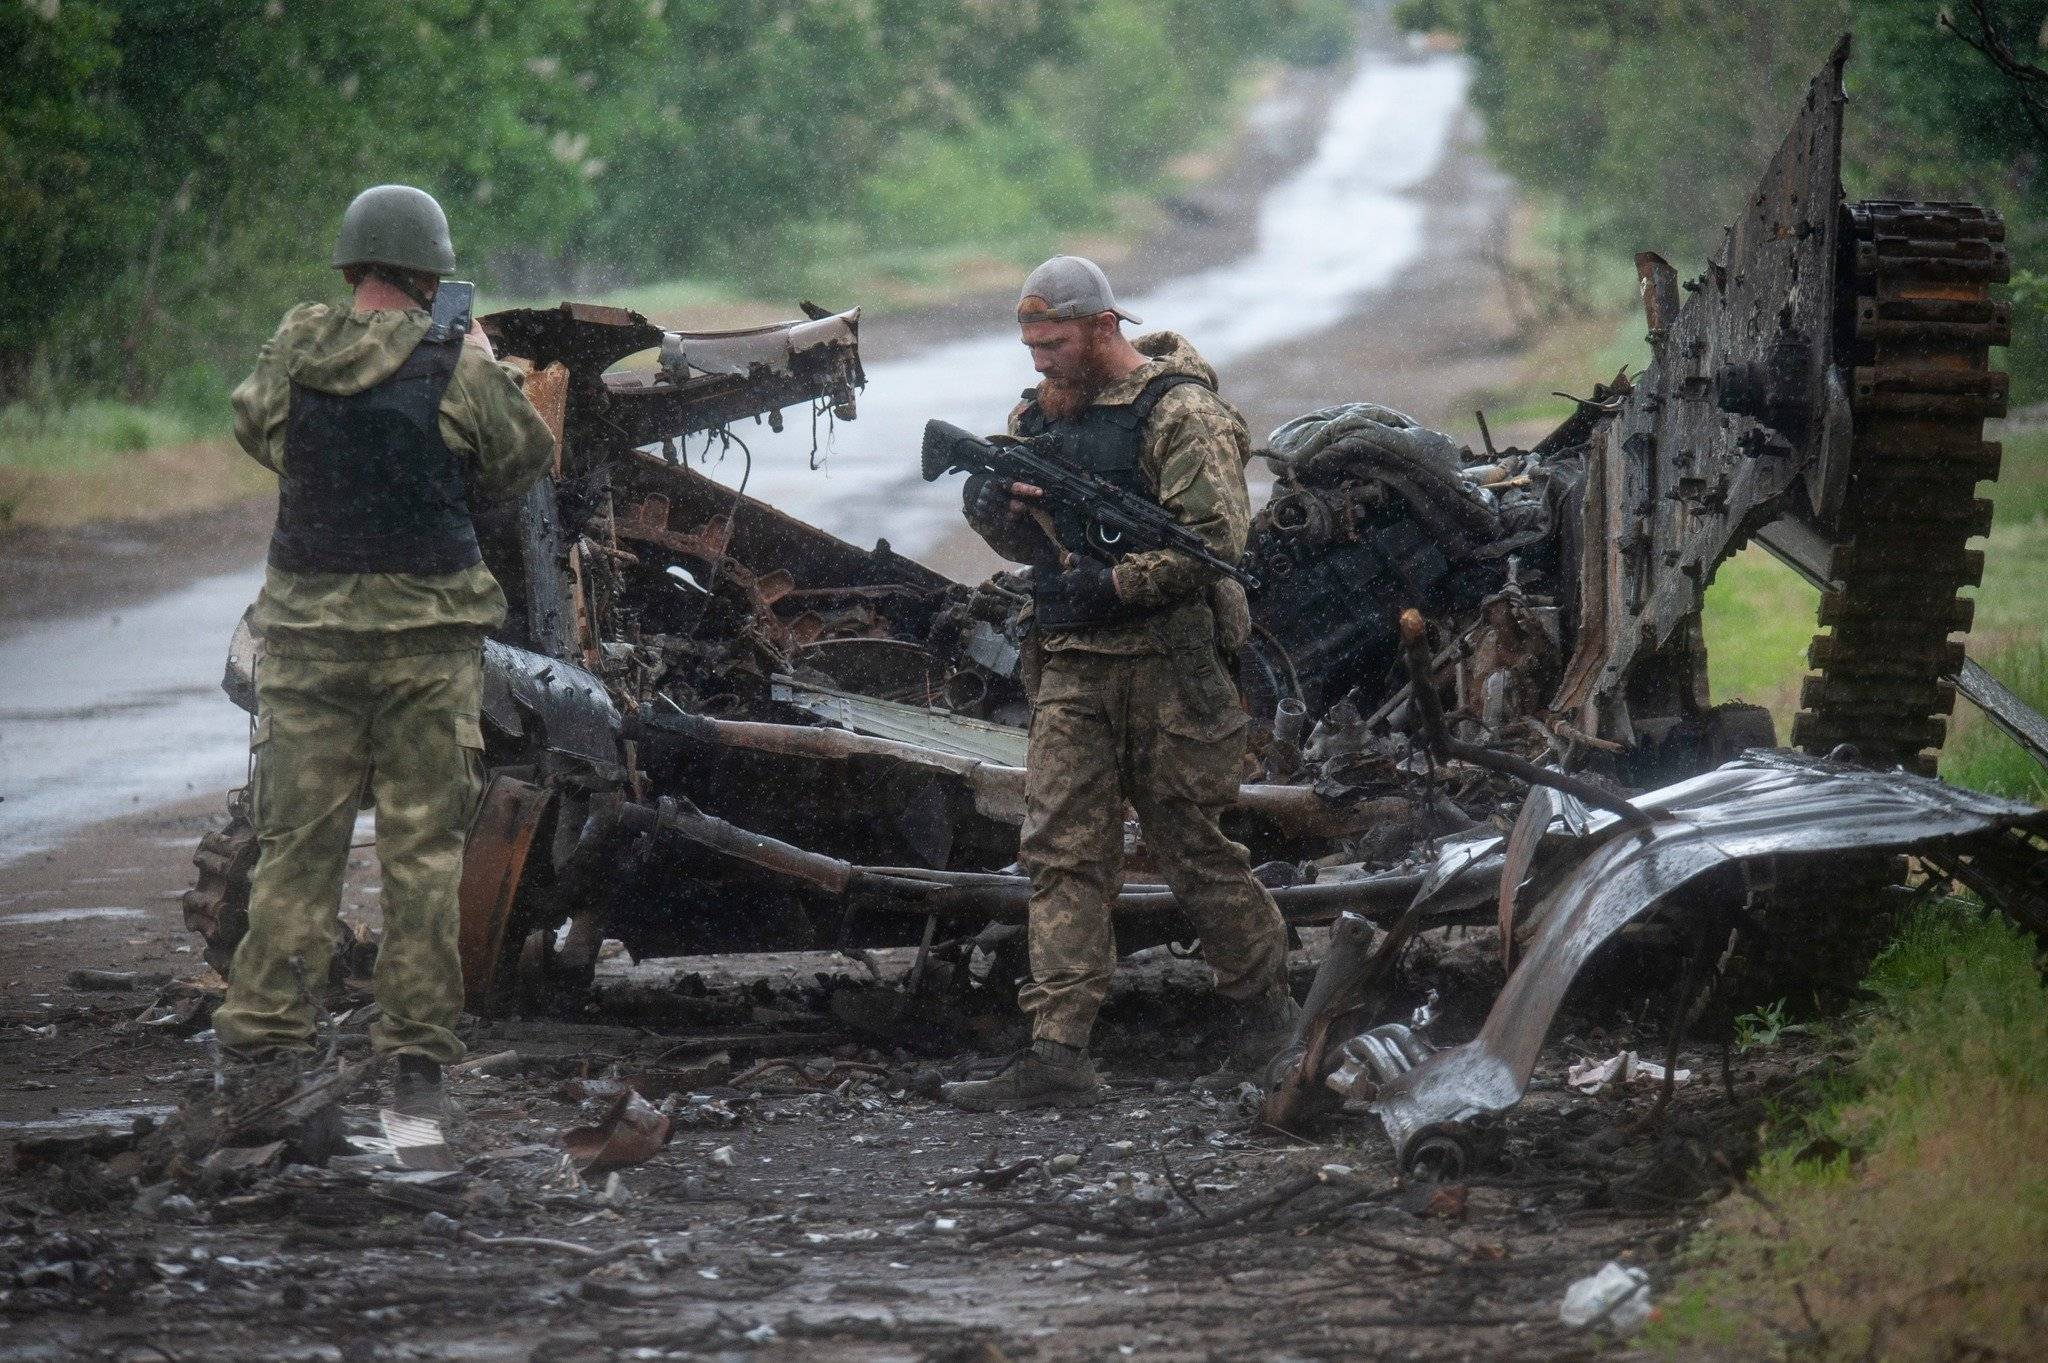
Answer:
[{"xmin": 0, "ymin": 31, "xmax": 1486, "ymax": 875}]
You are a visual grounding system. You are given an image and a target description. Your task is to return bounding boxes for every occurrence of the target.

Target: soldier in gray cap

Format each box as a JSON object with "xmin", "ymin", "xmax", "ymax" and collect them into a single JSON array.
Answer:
[{"xmin": 943, "ymin": 256, "xmax": 1294, "ymax": 1111}]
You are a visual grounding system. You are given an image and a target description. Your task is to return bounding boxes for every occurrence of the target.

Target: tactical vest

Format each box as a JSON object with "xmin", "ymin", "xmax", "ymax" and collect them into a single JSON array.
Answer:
[
  {"xmin": 1019, "ymin": 371, "xmax": 1210, "ymax": 629},
  {"xmin": 268, "ymin": 337, "xmax": 482, "ymax": 576}
]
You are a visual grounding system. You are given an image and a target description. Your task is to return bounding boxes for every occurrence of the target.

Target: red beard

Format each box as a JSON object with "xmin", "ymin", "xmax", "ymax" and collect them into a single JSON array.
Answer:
[
  {"xmin": 1034, "ymin": 375, "xmax": 1100, "ymax": 422},
  {"xmin": 1034, "ymin": 336, "xmax": 1119, "ymax": 421}
]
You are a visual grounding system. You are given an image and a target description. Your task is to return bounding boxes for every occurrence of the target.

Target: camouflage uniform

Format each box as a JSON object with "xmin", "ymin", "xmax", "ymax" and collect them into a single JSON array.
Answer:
[
  {"xmin": 970, "ymin": 332, "xmax": 1289, "ymax": 1048},
  {"xmin": 212, "ymin": 303, "xmax": 555, "ymax": 1064}
]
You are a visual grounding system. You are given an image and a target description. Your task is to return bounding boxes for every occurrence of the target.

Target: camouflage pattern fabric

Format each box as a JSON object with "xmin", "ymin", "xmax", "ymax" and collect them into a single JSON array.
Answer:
[
  {"xmin": 967, "ymin": 331, "xmax": 1258, "ymax": 659},
  {"xmin": 232, "ymin": 301, "xmax": 557, "ymax": 657},
  {"xmin": 213, "ymin": 649, "xmax": 483, "ymax": 1064},
  {"xmin": 1015, "ymin": 646, "xmax": 1288, "ymax": 1048}
]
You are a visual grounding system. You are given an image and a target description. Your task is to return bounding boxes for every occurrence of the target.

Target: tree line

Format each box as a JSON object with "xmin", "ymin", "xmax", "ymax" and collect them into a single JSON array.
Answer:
[
  {"xmin": 1, "ymin": 0, "xmax": 1352, "ymax": 409},
  {"xmin": 1396, "ymin": 0, "xmax": 2045, "ymax": 399}
]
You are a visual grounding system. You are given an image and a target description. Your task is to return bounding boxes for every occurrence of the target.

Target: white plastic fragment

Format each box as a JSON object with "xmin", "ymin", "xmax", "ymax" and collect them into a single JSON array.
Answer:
[
  {"xmin": 1559, "ymin": 1261, "xmax": 1652, "ymax": 1330},
  {"xmin": 1566, "ymin": 1051, "xmax": 1693, "ymax": 1095},
  {"xmin": 708, "ymin": 1145, "xmax": 736, "ymax": 1167}
]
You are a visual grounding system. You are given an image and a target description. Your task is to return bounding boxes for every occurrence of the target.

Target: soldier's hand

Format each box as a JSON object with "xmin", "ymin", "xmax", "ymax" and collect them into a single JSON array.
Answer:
[
  {"xmin": 965, "ymin": 473, "xmax": 1040, "ymax": 524},
  {"xmin": 1053, "ymin": 558, "xmax": 1122, "ymax": 616},
  {"xmin": 463, "ymin": 318, "xmax": 496, "ymax": 358}
]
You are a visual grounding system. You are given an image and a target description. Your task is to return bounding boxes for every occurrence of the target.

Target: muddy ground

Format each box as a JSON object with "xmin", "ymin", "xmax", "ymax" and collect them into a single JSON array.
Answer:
[{"xmin": 2, "ymin": 916, "xmax": 1803, "ymax": 1363}]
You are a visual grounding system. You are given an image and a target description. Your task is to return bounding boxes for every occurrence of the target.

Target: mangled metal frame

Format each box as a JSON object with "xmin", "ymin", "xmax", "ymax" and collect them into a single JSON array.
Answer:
[
  {"xmin": 1257, "ymin": 39, "xmax": 2043, "ymax": 1168},
  {"xmin": 1278, "ymin": 754, "xmax": 2048, "ymax": 1173}
]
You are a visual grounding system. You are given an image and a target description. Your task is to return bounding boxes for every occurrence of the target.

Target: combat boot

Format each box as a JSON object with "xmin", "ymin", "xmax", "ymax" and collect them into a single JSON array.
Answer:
[
  {"xmin": 942, "ymin": 1039, "xmax": 1105, "ymax": 1111},
  {"xmin": 391, "ymin": 1055, "xmax": 450, "ymax": 1124},
  {"xmin": 1194, "ymin": 992, "xmax": 1301, "ymax": 1093},
  {"xmin": 216, "ymin": 1048, "xmax": 315, "ymax": 1116}
]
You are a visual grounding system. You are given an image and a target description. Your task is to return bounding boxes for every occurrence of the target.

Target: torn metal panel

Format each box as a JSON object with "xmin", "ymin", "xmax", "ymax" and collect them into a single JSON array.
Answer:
[
  {"xmin": 770, "ymin": 677, "xmax": 1030, "ymax": 768},
  {"xmin": 480, "ymin": 641, "xmax": 622, "ymax": 778},
  {"xmin": 1365, "ymin": 753, "xmax": 2047, "ymax": 1169}
]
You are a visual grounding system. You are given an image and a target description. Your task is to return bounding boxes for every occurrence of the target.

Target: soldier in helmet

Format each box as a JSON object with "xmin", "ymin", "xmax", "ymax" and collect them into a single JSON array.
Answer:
[
  {"xmin": 942, "ymin": 257, "xmax": 1295, "ymax": 1112},
  {"xmin": 211, "ymin": 185, "xmax": 556, "ymax": 1118}
]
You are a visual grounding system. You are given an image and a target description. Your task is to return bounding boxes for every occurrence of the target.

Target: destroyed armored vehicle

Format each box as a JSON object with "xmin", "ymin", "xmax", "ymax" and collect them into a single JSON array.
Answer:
[{"xmin": 188, "ymin": 38, "xmax": 2044, "ymax": 1157}]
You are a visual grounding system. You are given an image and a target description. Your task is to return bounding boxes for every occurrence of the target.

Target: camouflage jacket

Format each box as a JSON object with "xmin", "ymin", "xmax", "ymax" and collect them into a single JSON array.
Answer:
[
  {"xmin": 232, "ymin": 302, "xmax": 557, "ymax": 658},
  {"xmin": 971, "ymin": 331, "xmax": 1254, "ymax": 656}
]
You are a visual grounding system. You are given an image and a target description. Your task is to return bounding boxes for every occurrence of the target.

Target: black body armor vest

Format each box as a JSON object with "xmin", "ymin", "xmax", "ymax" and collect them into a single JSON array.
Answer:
[
  {"xmin": 1020, "ymin": 371, "xmax": 1210, "ymax": 629},
  {"xmin": 268, "ymin": 338, "xmax": 482, "ymax": 575}
]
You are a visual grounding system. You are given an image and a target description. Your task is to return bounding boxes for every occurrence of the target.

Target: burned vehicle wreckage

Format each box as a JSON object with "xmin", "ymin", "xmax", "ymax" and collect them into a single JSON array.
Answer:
[{"xmin": 186, "ymin": 42, "xmax": 2046, "ymax": 1170}]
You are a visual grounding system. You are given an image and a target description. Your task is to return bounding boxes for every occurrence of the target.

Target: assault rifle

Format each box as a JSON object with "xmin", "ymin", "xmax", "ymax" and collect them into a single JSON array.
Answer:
[{"xmin": 921, "ymin": 419, "xmax": 1261, "ymax": 590}]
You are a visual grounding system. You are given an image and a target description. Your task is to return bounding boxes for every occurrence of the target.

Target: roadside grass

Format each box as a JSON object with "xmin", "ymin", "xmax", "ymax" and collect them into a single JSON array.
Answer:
[
  {"xmin": 1696, "ymin": 425, "xmax": 2048, "ymax": 795},
  {"xmin": 0, "ymin": 400, "xmax": 268, "ymax": 530},
  {"xmin": 0, "ymin": 400, "xmax": 221, "ymax": 471},
  {"xmin": 1643, "ymin": 899, "xmax": 2048, "ymax": 1359},
  {"xmin": 500, "ymin": 222, "xmax": 1156, "ymax": 336}
]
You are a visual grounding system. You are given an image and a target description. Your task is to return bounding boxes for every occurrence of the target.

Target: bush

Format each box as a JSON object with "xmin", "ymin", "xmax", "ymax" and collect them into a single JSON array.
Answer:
[{"xmin": 859, "ymin": 110, "xmax": 1106, "ymax": 252}]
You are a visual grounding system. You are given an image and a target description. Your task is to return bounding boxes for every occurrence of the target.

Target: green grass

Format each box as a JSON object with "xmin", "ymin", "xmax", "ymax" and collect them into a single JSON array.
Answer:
[
  {"xmin": 1944, "ymin": 641, "xmax": 2048, "ymax": 801},
  {"xmin": 0, "ymin": 399, "xmax": 224, "ymax": 473},
  {"xmin": 1700, "ymin": 425, "xmax": 2048, "ymax": 798},
  {"xmin": 1646, "ymin": 900, "xmax": 2048, "ymax": 1359},
  {"xmin": 1702, "ymin": 549, "xmax": 1818, "ymax": 721}
]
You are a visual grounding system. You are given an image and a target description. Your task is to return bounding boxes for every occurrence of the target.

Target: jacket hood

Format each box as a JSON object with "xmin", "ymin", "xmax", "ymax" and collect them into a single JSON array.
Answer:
[
  {"xmin": 1130, "ymin": 330, "xmax": 1220, "ymax": 390},
  {"xmin": 272, "ymin": 302, "xmax": 435, "ymax": 395}
]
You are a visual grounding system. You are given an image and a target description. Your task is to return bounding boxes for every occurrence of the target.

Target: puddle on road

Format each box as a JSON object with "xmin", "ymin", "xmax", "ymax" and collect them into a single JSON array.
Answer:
[
  {"xmin": 0, "ymin": 564, "xmax": 261, "ymax": 866},
  {"xmin": 0, "ymin": 907, "xmax": 147, "ymax": 927}
]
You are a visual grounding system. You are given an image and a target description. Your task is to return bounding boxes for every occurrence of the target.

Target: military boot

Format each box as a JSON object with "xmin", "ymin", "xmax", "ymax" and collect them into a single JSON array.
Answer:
[
  {"xmin": 942, "ymin": 1039, "xmax": 1106, "ymax": 1112},
  {"xmin": 1195, "ymin": 992, "xmax": 1301, "ymax": 1093},
  {"xmin": 391, "ymin": 1055, "xmax": 450, "ymax": 1124},
  {"xmin": 216, "ymin": 1049, "xmax": 316, "ymax": 1116}
]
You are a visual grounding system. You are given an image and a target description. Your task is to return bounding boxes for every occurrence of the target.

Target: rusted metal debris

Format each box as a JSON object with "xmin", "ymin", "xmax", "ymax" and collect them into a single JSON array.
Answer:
[
  {"xmin": 183, "ymin": 40, "xmax": 2046, "ymax": 1168},
  {"xmin": 1293, "ymin": 753, "xmax": 2048, "ymax": 1173}
]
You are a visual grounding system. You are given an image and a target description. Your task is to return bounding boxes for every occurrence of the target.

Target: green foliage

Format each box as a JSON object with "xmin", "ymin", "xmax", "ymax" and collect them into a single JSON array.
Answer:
[
  {"xmin": 858, "ymin": 110, "xmax": 1107, "ymax": 252},
  {"xmin": 1733, "ymin": 998, "xmax": 1801, "ymax": 1053},
  {"xmin": 3, "ymin": 1, "xmax": 1345, "ymax": 408},
  {"xmin": 1401, "ymin": 0, "xmax": 2048, "ymax": 398},
  {"xmin": 0, "ymin": 397, "xmax": 218, "ymax": 472},
  {"xmin": 1652, "ymin": 898, "xmax": 2048, "ymax": 1358}
]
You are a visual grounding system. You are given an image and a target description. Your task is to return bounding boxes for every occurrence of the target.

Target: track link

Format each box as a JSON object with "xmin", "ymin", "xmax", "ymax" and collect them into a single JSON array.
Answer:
[{"xmin": 1792, "ymin": 200, "xmax": 2011, "ymax": 775}]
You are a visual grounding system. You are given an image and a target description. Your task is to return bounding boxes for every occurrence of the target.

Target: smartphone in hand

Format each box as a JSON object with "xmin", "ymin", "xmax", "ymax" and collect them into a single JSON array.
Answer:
[{"xmin": 426, "ymin": 279, "xmax": 475, "ymax": 345}]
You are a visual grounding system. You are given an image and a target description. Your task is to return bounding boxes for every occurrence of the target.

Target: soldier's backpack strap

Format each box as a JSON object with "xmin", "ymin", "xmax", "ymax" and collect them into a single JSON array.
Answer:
[{"xmin": 1125, "ymin": 371, "xmax": 1212, "ymax": 429}]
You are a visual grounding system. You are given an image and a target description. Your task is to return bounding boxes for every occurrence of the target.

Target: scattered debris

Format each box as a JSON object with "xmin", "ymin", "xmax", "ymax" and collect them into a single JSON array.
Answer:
[
  {"xmin": 561, "ymin": 1091, "xmax": 674, "ymax": 1175},
  {"xmin": 1566, "ymin": 1051, "xmax": 1694, "ymax": 1095},
  {"xmin": 1558, "ymin": 1262, "xmax": 1653, "ymax": 1331}
]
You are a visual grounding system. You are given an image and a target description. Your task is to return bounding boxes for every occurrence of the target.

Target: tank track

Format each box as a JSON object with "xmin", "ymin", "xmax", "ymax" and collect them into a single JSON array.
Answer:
[{"xmin": 1791, "ymin": 201, "xmax": 2012, "ymax": 776}]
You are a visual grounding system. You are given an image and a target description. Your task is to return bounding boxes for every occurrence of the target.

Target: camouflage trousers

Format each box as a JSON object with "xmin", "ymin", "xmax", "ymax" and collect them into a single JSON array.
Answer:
[
  {"xmin": 1017, "ymin": 646, "xmax": 1289, "ymax": 1048},
  {"xmin": 213, "ymin": 647, "xmax": 484, "ymax": 1064}
]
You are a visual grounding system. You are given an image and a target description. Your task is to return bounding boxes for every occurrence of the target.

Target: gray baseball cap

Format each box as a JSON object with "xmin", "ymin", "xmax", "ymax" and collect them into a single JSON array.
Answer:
[{"xmin": 1016, "ymin": 255, "xmax": 1141, "ymax": 325}]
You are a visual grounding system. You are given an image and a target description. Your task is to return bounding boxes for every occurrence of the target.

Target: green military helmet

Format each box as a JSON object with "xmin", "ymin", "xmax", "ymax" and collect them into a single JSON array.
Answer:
[{"xmin": 331, "ymin": 184, "xmax": 457, "ymax": 276}]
